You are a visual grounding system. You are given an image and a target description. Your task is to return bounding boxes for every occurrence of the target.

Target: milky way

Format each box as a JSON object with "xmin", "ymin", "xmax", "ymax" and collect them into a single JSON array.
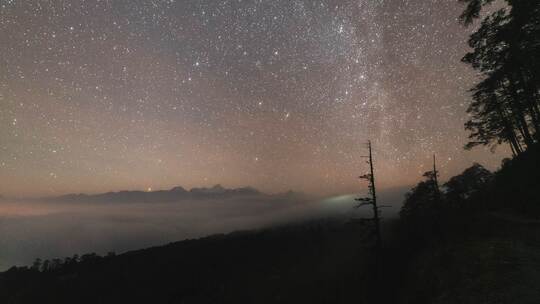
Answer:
[{"xmin": 0, "ymin": 0, "xmax": 508, "ymax": 197}]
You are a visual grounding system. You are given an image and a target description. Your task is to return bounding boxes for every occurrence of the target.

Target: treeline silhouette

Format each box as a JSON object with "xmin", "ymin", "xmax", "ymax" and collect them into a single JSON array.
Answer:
[
  {"xmin": 399, "ymin": 142, "xmax": 539, "ymax": 248},
  {"xmin": 391, "ymin": 143, "xmax": 540, "ymax": 303}
]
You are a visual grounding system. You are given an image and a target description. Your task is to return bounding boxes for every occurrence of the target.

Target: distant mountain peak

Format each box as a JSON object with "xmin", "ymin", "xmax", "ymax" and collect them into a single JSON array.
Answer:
[
  {"xmin": 190, "ymin": 184, "xmax": 227, "ymax": 194},
  {"xmin": 170, "ymin": 186, "xmax": 187, "ymax": 192}
]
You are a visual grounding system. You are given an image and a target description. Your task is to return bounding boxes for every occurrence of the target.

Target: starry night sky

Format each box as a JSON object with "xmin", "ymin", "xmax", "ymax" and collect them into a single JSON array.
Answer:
[{"xmin": 1, "ymin": 0, "xmax": 508, "ymax": 197}]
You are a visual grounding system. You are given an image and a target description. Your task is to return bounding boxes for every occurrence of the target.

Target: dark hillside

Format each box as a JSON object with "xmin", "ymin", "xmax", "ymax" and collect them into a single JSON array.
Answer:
[
  {"xmin": 487, "ymin": 143, "xmax": 540, "ymax": 215},
  {"xmin": 0, "ymin": 219, "xmax": 378, "ymax": 304},
  {"xmin": 394, "ymin": 143, "xmax": 540, "ymax": 303},
  {"xmin": 397, "ymin": 212, "xmax": 540, "ymax": 304}
]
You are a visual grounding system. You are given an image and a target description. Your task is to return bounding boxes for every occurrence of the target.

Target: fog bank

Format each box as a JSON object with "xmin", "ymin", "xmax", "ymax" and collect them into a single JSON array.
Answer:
[{"xmin": 0, "ymin": 190, "xmax": 405, "ymax": 271}]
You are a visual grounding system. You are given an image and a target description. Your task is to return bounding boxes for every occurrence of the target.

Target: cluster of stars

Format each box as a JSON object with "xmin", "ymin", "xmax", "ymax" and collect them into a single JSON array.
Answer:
[{"xmin": 0, "ymin": 0, "xmax": 507, "ymax": 197}]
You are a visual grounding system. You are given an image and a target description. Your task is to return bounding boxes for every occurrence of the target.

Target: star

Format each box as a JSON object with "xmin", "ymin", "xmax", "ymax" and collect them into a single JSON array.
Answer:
[{"xmin": 0, "ymin": 0, "xmax": 508, "ymax": 197}]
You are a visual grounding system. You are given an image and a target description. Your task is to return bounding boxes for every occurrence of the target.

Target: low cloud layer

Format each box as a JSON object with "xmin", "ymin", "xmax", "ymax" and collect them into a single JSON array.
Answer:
[{"xmin": 0, "ymin": 189, "xmax": 405, "ymax": 271}]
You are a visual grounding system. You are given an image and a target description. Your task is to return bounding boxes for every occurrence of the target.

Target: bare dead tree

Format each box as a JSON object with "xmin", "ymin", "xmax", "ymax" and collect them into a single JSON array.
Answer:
[
  {"xmin": 355, "ymin": 140, "xmax": 386, "ymax": 279},
  {"xmin": 432, "ymin": 154, "xmax": 441, "ymax": 200}
]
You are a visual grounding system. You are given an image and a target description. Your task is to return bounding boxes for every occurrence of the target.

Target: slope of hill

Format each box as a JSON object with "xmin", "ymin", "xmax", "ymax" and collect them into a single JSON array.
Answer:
[
  {"xmin": 0, "ymin": 219, "xmax": 377, "ymax": 304},
  {"xmin": 395, "ymin": 144, "xmax": 540, "ymax": 303},
  {"xmin": 395, "ymin": 212, "xmax": 540, "ymax": 304}
]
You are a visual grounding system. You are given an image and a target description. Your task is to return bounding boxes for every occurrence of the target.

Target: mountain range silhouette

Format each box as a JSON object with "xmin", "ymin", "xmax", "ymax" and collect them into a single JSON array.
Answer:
[{"xmin": 43, "ymin": 184, "xmax": 266, "ymax": 203}]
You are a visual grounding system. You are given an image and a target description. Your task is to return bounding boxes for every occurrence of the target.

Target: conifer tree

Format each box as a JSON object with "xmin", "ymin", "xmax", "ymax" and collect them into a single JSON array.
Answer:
[{"xmin": 460, "ymin": 0, "xmax": 540, "ymax": 152}]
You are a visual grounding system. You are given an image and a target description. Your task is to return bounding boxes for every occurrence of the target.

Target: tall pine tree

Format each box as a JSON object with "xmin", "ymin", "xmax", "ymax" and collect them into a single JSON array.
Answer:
[{"xmin": 460, "ymin": 0, "xmax": 540, "ymax": 152}]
